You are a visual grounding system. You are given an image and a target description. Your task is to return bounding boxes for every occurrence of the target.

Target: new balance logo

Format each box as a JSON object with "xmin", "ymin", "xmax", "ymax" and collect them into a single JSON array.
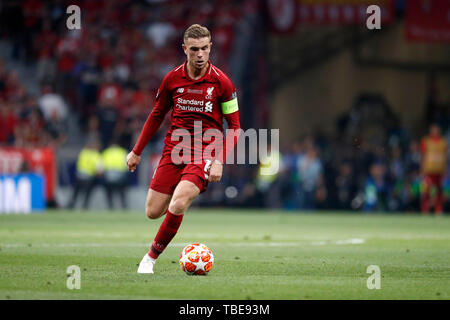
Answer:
[{"xmin": 177, "ymin": 88, "xmax": 184, "ymax": 93}]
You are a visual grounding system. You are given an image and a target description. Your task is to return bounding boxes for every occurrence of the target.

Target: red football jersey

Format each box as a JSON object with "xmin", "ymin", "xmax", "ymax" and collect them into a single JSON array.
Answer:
[{"xmin": 133, "ymin": 61, "xmax": 240, "ymax": 163}]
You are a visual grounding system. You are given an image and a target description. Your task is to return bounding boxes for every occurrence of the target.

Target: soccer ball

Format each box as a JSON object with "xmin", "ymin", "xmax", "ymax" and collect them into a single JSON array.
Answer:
[{"xmin": 179, "ymin": 243, "xmax": 214, "ymax": 275}]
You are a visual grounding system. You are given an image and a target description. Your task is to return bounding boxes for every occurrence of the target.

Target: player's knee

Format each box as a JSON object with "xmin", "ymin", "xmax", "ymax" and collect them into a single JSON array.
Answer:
[
  {"xmin": 169, "ymin": 197, "xmax": 190, "ymax": 214},
  {"xmin": 146, "ymin": 206, "xmax": 164, "ymax": 219}
]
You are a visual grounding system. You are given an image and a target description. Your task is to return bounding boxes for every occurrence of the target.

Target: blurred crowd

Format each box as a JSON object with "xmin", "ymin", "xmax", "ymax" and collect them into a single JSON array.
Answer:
[
  {"xmin": 1, "ymin": 0, "xmax": 449, "ymax": 212},
  {"xmin": 0, "ymin": 0, "xmax": 243, "ymax": 150},
  {"xmin": 201, "ymin": 93, "xmax": 450, "ymax": 213},
  {"xmin": 0, "ymin": 60, "xmax": 68, "ymax": 148}
]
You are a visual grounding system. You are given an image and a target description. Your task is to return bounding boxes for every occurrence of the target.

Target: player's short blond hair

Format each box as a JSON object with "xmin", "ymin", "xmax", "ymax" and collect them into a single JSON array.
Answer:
[{"xmin": 183, "ymin": 24, "xmax": 211, "ymax": 43}]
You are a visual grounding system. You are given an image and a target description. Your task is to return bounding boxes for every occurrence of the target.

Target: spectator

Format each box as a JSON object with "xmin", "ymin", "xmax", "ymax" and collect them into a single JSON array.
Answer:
[
  {"xmin": 0, "ymin": 100, "xmax": 18, "ymax": 145},
  {"xmin": 403, "ymin": 167, "xmax": 422, "ymax": 211},
  {"xmin": 335, "ymin": 161, "xmax": 357, "ymax": 210},
  {"xmin": 34, "ymin": 19, "xmax": 58, "ymax": 85},
  {"xmin": 364, "ymin": 162, "xmax": 389, "ymax": 212},
  {"xmin": 102, "ymin": 140, "xmax": 129, "ymax": 210},
  {"xmin": 145, "ymin": 20, "xmax": 176, "ymax": 49},
  {"xmin": 296, "ymin": 147, "xmax": 324, "ymax": 209},
  {"xmin": 405, "ymin": 140, "xmax": 421, "ymax": 172},
  {"xmin": 0, "ymin": 60, "xmax": 7, "ymax": 94},
  {"xmin": 15, "ymin": 96, "xmax": 45, "ymax": 147},
  {"xmin": 44, "ymin": 108, "xmax": 68, "ymax": 148},
  {"xmin": 68, "ymin": 139, "xmax": 104, "ymax": 209},
  {"xmin": 38, "ymin": 85, "xmax": 69, "ymax": 121},
  {"xmin": 75, "ymin": 55, "xmax": 101, "ymax": 121},
  {"xmin": 96, "ymin": 71, "xmax": 121, "ymax": 149},
  {"xmin": 255, "ymin": 145, "xmax": 284, "ymax": 208}
]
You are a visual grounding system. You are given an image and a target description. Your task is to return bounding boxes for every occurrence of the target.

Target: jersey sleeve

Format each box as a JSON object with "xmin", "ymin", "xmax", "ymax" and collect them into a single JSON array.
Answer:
[
  {"xmin": 215, "ymin": 76, "xmax": 241, "ymax": 164},
  {"xmin": 219, "ymin": 76, "xmax": 239, "ymax": 115},
  {"xmin": 215, "ymin": 111, "xmax": 241, "ymax": 164},
  {"xmin": 132, "ymin": 74, "xmax": 172, "ymax": 155}
]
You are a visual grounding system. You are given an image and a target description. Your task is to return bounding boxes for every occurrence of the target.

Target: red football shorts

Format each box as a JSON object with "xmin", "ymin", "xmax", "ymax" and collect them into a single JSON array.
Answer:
[
  {"xmin": 150, "ymin": 155, "xmax": 210, "ymax": 195},
  {"xmin": 423, "ymin": 174, "xmax": 443, "ymax": 188}
]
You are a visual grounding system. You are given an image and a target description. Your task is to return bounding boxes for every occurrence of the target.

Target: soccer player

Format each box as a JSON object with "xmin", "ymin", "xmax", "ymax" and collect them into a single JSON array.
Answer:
[
  {"xmin": 420, "ymin": 123, "xmax": 447, "ymax": 215},
  {"xmin": 126, "ymin": 24, "xmax": 241, "ymax": 273}
]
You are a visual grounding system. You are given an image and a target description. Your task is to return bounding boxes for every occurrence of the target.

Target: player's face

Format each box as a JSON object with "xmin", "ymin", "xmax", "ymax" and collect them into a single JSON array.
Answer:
[
  {"xmin": 430, "ymin": 125, "xmax": 441, "ymax": 136},
  {"xmin": 183, "ymin": 37, "xmax": 212, "ymax": 70}
]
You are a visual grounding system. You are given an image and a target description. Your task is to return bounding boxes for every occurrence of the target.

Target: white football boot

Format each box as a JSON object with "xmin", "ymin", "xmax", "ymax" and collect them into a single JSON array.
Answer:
[{"xmin": 137, "ymin": 253, "xmax": 156, "ymax": 274}]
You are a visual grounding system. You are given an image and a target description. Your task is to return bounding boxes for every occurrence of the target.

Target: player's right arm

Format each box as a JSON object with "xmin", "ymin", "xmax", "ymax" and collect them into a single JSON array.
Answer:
[{"xmin": 127, "ymin": 75, "xmax": 172, "ymax": 172}]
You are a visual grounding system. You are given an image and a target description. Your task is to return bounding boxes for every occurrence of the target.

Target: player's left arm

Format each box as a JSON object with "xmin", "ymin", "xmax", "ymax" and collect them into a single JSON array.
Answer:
[
  {"xmin": 209, "ymin": 79, "xmax": 241, "ymax": 183},
  {"xmin": 209, "ymin": 110, "xmax": 241, "ymax": 182}
]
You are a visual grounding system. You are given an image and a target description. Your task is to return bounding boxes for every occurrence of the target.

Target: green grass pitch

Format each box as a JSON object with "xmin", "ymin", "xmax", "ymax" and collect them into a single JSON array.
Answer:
[{"xmin": 0, "ymin": 209, "xmax": 449, "ymax": 299}]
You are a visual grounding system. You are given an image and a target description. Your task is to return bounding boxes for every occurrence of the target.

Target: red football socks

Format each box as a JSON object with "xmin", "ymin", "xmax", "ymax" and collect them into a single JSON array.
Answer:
[
  {"xmin": 421, "ymin": 193, "xmax": 430, "ymax": 214},
  {"xmin": 148, "ymin": 210, "xmax": 184, "ymax": 259},
  {"xmin": 435, "ymin": 187, "xmax": 443, "ymax": 214}
]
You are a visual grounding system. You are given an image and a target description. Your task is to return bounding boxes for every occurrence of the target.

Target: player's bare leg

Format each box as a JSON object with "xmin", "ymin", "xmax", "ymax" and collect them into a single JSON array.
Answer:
[
  {"xmin": 145, "ymin": 189, "xmax": 172, "ymax": 219},
  {"xmin": 435, "ymin": 182, "xmax": 443, "ymax": 216},
  {"xmin": 138, "ymin": 181, "xmax": 200, "ymax": 274},
  {"xmin": 138, "ymin": 189, "xmax": 171, "ymax": 273},
  {"xmin": 168, "ymin": 180, "xmax": 200, "ymax": 214},
  {"xmin": 421, "ymin": 177, "xmax": 431, "ymax": 215}
]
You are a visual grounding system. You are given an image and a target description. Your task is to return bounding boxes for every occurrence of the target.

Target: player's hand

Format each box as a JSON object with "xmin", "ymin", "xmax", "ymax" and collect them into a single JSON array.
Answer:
[
  {"xmin": 208, "ymin": 160, "xmax": 223, "ymax": 182},
  {"xmin": 126, "ymin": 151, "xmax": 141, "ymax": 172}
]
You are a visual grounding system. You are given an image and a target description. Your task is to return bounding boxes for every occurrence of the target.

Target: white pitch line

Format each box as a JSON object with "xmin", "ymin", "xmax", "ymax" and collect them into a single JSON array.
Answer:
[{"xmin": 0, "ymin": 238, "xmax": 365, "ymax": 248}]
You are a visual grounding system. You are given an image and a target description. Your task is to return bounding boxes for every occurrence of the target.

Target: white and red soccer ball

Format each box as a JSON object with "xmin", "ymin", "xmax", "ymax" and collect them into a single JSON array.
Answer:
[{"xmin": 179, "ymin": 243, "xmax": 214, "ymax": 275}]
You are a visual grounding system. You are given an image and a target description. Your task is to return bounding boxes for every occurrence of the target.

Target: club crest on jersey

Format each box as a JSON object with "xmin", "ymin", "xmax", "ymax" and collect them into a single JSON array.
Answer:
[{"xmin": 206, "ymin": 87, "xmax": 214, "ymax": 99}]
